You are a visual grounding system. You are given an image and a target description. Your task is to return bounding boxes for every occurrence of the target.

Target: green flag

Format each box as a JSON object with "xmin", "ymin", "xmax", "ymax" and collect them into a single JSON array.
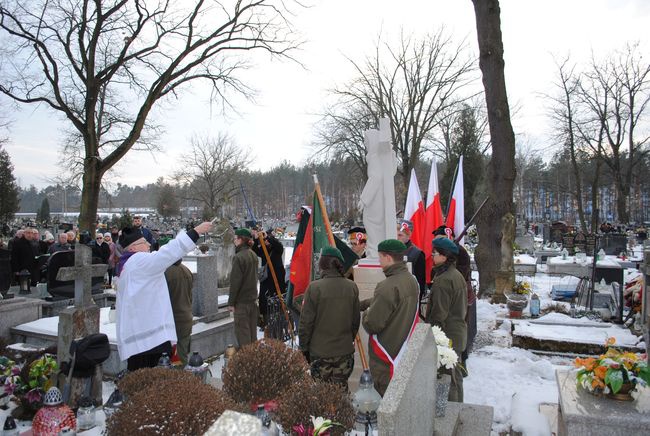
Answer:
[{"xmin": 311, "ymin": 190, "xmax": 331, "ymax": 280}]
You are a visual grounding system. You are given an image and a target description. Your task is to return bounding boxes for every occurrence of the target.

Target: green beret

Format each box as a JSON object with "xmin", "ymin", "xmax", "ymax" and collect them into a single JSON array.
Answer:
[
  {"xmin": 235, "ymin": 228, "xmax": 252, "ymax": 238},
  {"xmin": 432, "ymin": 237, "xmax": 459, "ymax": 255},
  {"xmin": 377, "ymin": 239, "xmax": 407, "ymax": 253},
  {"xmin": 158, "ymin": 236, "xmax": 172, "ymax": 247},
  {"xmin": 320, "ymin": 246, "xmax": 344, "ymax": 262}
]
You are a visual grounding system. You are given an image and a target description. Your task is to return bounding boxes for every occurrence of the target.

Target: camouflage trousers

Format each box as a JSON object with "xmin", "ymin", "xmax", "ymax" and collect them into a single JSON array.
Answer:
[{"xmin": 310, "ymin": 353, "xmax": 354, "ymax": 388}]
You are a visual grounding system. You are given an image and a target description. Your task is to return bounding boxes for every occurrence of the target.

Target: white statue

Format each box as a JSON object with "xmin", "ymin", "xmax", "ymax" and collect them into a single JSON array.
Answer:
[{"xmin": 359, "ymin": 118, "xmax": 398, "ymax": 258}]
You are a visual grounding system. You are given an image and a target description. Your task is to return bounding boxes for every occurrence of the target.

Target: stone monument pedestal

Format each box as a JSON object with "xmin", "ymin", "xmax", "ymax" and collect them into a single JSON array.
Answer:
[
  {"xmin": 556, "ymin": 370, "xmax": 650, "ymax": 436},
  {"xmin": 57, "ymin": 303, "xmax": 103, "ymax": 407}
]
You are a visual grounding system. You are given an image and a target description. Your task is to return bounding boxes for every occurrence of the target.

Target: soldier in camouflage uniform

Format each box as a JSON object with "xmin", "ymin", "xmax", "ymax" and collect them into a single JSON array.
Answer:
[
  {"xmin": 299, "ymin": 246, "xmax": 360, "ymax": 388},
  {"xmin": 228, "ymin": 228, "xmax": 260, "ymax": 348}
]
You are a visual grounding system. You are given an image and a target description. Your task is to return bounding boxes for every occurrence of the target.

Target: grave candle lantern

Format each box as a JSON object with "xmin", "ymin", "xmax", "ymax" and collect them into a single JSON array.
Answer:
[
  {"xmin": 17, "ymin": 269, "xmax": 31, "ymax": 294},
  {"xmin": 352, "ymin": 369, "xmax": 381, "ymax": 435}
]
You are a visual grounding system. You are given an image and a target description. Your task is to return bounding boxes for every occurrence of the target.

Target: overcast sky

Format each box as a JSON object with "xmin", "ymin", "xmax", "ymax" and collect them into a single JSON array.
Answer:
[{"xmin": 3, "ymin": 0, "xmax": 649, "ymax": 189}]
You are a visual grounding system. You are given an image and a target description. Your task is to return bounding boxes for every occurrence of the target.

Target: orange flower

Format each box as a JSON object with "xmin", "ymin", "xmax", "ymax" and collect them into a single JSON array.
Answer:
[
  {"xmin": 606, "ymin": 337, "xmax": 616, "ymax": 346},
  {"xmin": 582, "ymin": 357, "xmax": 597, "ymax": 371},
  {"xmin": 594, "ymin": 366, "xmax": 607, "ymax": 380},
  {"xmin": 591, "ymin": 378, "xmax": 605, "ymax": 390}
]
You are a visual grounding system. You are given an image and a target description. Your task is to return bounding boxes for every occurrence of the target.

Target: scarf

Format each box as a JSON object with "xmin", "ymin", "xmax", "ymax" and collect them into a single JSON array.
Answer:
[{"xmin": 115, "ymin": 251, "xmax": 137, "ymax": 277}]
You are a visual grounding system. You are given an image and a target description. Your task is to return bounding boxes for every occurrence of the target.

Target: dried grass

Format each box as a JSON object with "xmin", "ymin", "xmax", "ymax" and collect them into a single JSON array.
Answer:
[
  {"xmin": 106, "ymin": 375, "xmax": 242, "ymax": 436},
  {"xmin": 117, "ymin": 367, "xmax": 198, "ymax": 398},
  {"xmin": 222, "ymin": 339, "xmax": 309, "ymax": 404},
  {"xmin": 274, "ymin": 377, "xmax": 355, "ymax": 435}
]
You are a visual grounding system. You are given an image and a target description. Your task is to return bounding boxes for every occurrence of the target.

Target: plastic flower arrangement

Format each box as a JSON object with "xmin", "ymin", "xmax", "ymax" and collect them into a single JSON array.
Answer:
[
  {"xmin": 574, "ymin": 338, "xmax": 650, "ymax": 395},
  {"xmin": 511, "ymin": 280, "xmax": 532, "ymax": 295},
  {"xmin": 431, "ymin": 326, "xmax": 458, "ymax": 370},
  {"xmin": 2, "ymin": 354, "xmax": 58, "ymax": 408}
]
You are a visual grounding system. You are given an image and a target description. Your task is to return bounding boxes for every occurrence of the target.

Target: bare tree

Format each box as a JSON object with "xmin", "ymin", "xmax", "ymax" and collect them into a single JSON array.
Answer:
[
  {"xmin": 471, "ymin": 0, "xmax": 517, "ymax": 301},
  {"xmin": 545, "ymin": 55, "xmax": 588, "ymax": 231},
  {"xmin": 176, "ymin": 133, "xmax": 251, "ymax": 219},
  {"xmin": 315, "ymin": 29, "xmax": 476, "ymax": 191},
  {"xmin": 577, "ymin": 43, "xmax": 650, "ymax": 223},
  {"xmin": 0, "ymin": 0, "xmax": 300, "ymax": 232}
]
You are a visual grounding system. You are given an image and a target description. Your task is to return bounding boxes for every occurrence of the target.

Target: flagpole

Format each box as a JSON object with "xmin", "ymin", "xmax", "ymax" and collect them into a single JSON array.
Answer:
[
  {"xmin": 257, "ymin": 233, "xmax": 296, "ymax": 343},
  {"xmin": 445, "ymin": 158, "xmax": 460, "ymax": 218},
  {"xmin": 313, "ymin": 174, "xmax": 369, "ymax": 371}
]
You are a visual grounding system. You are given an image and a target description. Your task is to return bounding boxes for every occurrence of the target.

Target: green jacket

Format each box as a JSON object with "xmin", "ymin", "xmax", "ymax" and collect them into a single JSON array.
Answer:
[
  {"xmin": 228, "ymin": 244, "xmax": 259, "ymax": 306},
  {"xmin": 165, "ymin": 261, "xmax": 194, "ymax": 335},
  {"xmin": 425, "ymin": 263, "xmax": 467, "ymax": 354},
  {"xmin": 362, "ymin": 262, "xmax": 419, "ymax": 361},
  {"xmin": 299, "ymin": 269, "xmax": 360, "ymax": 358}
]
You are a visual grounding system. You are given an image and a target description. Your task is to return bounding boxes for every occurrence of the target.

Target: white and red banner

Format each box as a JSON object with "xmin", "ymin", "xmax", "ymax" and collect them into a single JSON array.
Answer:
[
  {"xmin": 403, "ymin": 169, "xmax": 426, "ymax": 250},
  {"xmin": 445, "ymin": 156, "xmax": 465, "ymax": 244},
  {"xmin": 424, "ymin": 158, "xmax": 444, "ymax": 283}
]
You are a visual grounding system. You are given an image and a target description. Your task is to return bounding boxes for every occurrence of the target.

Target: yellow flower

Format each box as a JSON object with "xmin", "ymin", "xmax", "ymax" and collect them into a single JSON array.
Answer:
[{"xmin": 606, "ymin": 337, "xmax": 616, "ymax": 346}]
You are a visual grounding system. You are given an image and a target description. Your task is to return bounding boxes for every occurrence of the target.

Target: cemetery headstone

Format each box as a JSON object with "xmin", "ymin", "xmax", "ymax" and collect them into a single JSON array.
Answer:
[
  {"xmin": 192, "ymin": 254, "xmax": 228, "ymax": 323},
  {"xmin": 55, "ymin": 244, "xmax": 107, "ymax": 407},
  {"xmin": 562, "ymin": 234, "xmax": 575, "ymax": 255},
  {"xmin": 600, "ymin": 233, "xmax": 628, "ymax": 255},
  {"xmin": 0, "ymin": 249, "xmax": 11, "ymax": 298},
  {"xmin": 585, "ymin": 234, "xmax": 596, "ymax": 256},
  {"xmin": 573, "ymin": 231, "xmax": 586, "ymax": 254}
]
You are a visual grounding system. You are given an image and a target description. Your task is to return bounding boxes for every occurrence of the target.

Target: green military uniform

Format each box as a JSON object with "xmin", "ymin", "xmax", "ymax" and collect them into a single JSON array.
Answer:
[
  {"xmin": 299, "ymin": 268, "xmax": 360, "ymax": 387},
  {"xmin": 362, "ymin": 262, "xmax": 419, "ymax": 396},
  {"xmin": 426, "ymin": 263, "xmax": 468, "ymax": 402},
  {"xmin": 165, "ymin": 260, "xmax": 194, "ymax": 365},
  {"xmin": 228, "ymin": 243, "xmax": 259, "ymax": 348}
]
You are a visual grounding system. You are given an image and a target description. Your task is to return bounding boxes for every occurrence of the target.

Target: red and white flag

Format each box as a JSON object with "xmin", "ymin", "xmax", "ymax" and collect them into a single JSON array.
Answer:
[
  {"xmin": 445, "ymin": 156, "xmax": 465, "ymax": 244},
  {"xmin": 424, "ymin": 158, "xmax": 444, "ymax": 283},
  {"xmin": 403, "ymin": 169, "xmax": 426, "ymax": 250}
]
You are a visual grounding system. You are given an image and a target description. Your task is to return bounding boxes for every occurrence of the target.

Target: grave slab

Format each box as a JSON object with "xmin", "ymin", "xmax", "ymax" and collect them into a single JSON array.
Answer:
[
  {"xmin": 434, "ymin": 402, "xmax": 494, "ymax": 436},
  {"xmin": 512, "ymin": 318, "xmax": 644, "ymax": 354},
  {"xmin": 556, "ymin": 370, "xmax": 650, "ymax": 436},
  {"xmin": 11, "ymin": 307, "xmax": 236, "ymax": 375},
  {"xmin": 0, "ymin": 297, "xmax": 43, "ymax": 341}
]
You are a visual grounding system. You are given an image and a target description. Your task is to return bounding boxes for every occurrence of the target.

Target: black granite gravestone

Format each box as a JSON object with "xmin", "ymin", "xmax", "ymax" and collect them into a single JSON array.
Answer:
[
  {"xmin": 0, "ymin": 249, "xmax": 11, "ymax": 297},
  {"xmin": 46, "ymin": 250, "xmax": 105, "ymax": 299}
]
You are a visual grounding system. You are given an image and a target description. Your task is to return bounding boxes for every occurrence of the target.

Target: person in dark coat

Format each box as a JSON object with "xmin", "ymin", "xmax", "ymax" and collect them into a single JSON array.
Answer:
[
  {"xmin": 299, "ymin": 246, "xmax": 360, "ymax": 389},
  {"xmin": 11, "ymin": 228, "xmax": 38, "ymax": 284},
  {"xmin": 397, "ymin": 220, "xmax": 426, "ymax": 300},
  {"xmin": 165, "ymin": 257, "xmax": 194, "ymax": 366},
  {"xmin": 433, "ymin": 225, "xmax": 475, "ymax": 361},
  {"xmin": 91, "ymin": 233, "xmax": 111, "ymax": 264},
  {"xmin": 228, "ymin": 228, "xmax": 260, "ymax": 348},
  {"xmin": 252, "ymin": 229, "xmax": 286, "ymax": 328},
  {"xmin": 361, "ymin": 239, "xmax": 420, "ymax": 396},
  {"xmin": 426, "ymin": 237, "xmax": 467, "ymax": 402}
]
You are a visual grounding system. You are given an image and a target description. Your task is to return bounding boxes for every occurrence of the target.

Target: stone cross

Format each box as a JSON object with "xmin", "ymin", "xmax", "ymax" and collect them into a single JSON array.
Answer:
[
  {"xmin": 359, "ymin": 117, "xmax": 397, "ymax": 258},
  {"xmin": 56, "ymin": 244, "xmax": 107, "ymax": 407},
  {"xmin": 56, "ymin": 244, "xmax": 107, "ymax": 307}
]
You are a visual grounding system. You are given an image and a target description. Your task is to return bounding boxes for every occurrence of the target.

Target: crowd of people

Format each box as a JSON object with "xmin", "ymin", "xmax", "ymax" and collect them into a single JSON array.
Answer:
[{"xmin": 1, "ymin": 214, "xmax": 477, "ymax": 404}]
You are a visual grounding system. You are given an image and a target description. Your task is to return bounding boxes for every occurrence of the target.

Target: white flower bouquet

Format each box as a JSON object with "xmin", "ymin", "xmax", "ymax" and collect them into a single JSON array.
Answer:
[{"xmin": 431, "ymin": 326, "xmax": 459, "ymax": 370}]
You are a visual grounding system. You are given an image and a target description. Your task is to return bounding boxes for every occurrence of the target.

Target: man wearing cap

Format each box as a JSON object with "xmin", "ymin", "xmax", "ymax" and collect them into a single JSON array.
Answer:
[
  {"xmin": 433, "ymin": 225, "xmax": 475, "ymax": 362},
  {"xmin": 347, "ymin": 227, "xmax": 367, "ymax": 258},
  {"xmin": 114, "ymin": 221, "xmax": 213, "ymax": 371},
  {"xmin": 228, "ymin": 228, "xmax": 259, "ymax": 348},
  {"xmin": 361, "ymin": 239, "xmax": 420, "ymax": 396},
  {"xmin": 299, "ymin": 246, "xmax": 360, "ymax": 388},
  {"xmin": 396, "ymin": 219, "xmax": 426, "ymax": 301},
  {"xmin": 426, "ymin": 237, "xmax": 467, "ymax": 402}
]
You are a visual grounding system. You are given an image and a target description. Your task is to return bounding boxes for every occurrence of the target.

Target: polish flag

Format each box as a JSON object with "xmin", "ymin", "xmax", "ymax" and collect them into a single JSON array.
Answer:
[
  {"xmin": 424, "ymin": 158, "xmax": 444, "ymax": 283},
  {"xmin": 403, "ymin": 169, "xmax": 426, "ymax": 250},
  {"xmin": 445, "ymin": 156, "xmax": 465, "ymax": 245}
]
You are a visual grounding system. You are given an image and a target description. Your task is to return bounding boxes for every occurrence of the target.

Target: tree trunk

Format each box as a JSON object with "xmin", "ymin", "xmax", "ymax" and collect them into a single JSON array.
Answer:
[
  {"xmin": 615, "ymin": 176, "xmax": 630, "ymax": 224},
  {"xmin": 471, "ymin": 0, "xmax": 517, "ymax": 302},
  {"xmin": 79, "ymin": 158, "xmax": 102, "ymax": 236},
  {"xmin": 590, "ymin": 159, "xmax": 602, "ymax": 233}
]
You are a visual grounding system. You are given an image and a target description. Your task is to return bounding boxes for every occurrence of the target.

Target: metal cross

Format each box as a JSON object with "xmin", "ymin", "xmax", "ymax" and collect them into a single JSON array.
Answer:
[{"xmin": 56, "ymin": 244, "xmax": 107, "ymax": 307}]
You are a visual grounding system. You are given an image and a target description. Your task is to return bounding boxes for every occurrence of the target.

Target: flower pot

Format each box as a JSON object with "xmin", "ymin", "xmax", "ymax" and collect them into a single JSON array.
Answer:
[
  {"xmin": 607, "ymin": 383, "xmax": 635, "ymax": 401},
  {"xmin": 435, "ymin": 374, "xmax": 452, "ymax": 417},
  {"xmin": 506, "ymin": 294, "xmax": 528, "ymax": 318}
]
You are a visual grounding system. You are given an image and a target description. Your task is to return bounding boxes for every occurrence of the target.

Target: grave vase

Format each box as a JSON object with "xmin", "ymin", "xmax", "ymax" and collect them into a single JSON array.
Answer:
[
  {"xmin": 435, "ymin": 374, "xmax": 452, "ymax": 417},
  {"xmin": 607, "ymin": 382, "xmax": 635, "ymax": 401}
]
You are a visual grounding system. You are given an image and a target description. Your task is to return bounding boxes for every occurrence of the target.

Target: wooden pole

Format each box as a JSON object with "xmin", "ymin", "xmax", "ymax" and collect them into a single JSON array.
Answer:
[
  {"xmin": 313, "ymin": 175, "xmax": 369, "ymax": 370},
  {"xmin": 257, "ymin": 233, "xmax": 295, "ymax": 341}
]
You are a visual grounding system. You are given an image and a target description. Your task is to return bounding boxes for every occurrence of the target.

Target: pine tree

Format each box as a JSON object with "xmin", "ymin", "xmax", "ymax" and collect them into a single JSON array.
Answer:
[
  {"xmin": 0, "ymin": 147, "xmax": 20, "ymax": 230},
  {"xmin": 156, "ymin": 184, "xmax": 180, "ymax": 218},
  {"xmin": 37, "ymin": 197, "xmax": 51, "ymax": 224}
]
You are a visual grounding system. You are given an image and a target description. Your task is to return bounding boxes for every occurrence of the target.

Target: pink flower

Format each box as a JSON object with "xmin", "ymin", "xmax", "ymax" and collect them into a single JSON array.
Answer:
[{"xmin": 25, "ymin": 388, "xmax": 43, "ymax": 404}]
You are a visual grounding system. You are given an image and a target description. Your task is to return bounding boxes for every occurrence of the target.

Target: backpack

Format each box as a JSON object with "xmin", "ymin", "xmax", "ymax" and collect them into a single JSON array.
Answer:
[{"xmin": 62, "ymin": 333, "xmax": 110, "ymax": 378}]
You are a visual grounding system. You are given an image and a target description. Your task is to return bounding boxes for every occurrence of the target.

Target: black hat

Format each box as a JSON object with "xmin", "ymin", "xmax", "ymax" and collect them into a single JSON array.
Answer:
[
  {"xmin": 119, "ymin": 227, "xmax": 144, "ymax": 248},
  {"xmin": 433, "ymin": 225, "xmax": 455, "ymax": 238},
  {"xmin": 348, "ymin": 226, "xmax": 367, "ymax": 243}
]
